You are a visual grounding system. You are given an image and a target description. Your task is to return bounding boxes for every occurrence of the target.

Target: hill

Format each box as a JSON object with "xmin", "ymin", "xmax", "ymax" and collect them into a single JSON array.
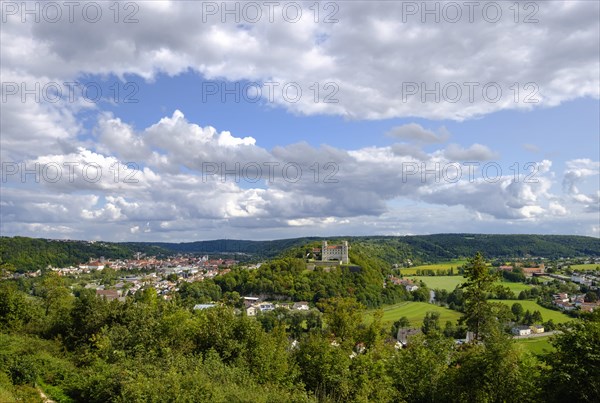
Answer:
[{"xmin": 1, "ymin": 234, "xmax": 599, "ymax": 272}]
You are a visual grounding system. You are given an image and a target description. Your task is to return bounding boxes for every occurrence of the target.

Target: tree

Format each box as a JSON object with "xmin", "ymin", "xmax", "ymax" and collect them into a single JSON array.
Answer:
[
  {"xmin": 543, "ymin": 320, "xmax": 600, "ymax": 402},
  {"xmin": 421, "ymin": 311, "xmax": 441, "ymax": 335},
  {"xmin": 460, "ymin": 252, "xmax": 499, "ymax": 340},
  {"xmin": 391, "ymin": 316, "xmax": 410, "ymax": 338},
  {"xmin": 511, "ymin": 302, "xmax": 524, "ymax": 322},
  {"xmin": 531, "ymin": 310, "xmax": 543, "ymax": 324},
  {"xmin": 585, "ymin": 291, "xmax": 598, "ymax": 303},
  {"xmin": 318, "ymin": 297, "xmax": 364, "ymax": 343}
]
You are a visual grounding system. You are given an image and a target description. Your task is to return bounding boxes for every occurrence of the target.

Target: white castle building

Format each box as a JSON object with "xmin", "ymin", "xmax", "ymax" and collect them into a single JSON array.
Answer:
[{"xmin": 321, "ymin": 241, "xmax": 349, "ymax": 264}]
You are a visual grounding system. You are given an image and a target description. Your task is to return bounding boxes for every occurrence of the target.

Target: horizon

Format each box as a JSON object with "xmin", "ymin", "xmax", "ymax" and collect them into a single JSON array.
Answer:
[
  {"xmin": 4, "ymin": 232, "xmax": 599, "ymax": 245},
  {"xmin": 1, "ymin": 1, "xmax": 599, "ymax": 241}
]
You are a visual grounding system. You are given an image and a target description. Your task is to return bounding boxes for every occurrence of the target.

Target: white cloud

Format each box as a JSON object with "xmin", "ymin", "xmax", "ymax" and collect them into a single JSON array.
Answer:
[
  {"xmin": 1, "ymin": 1, "xmax": 598, "ymax": 121},
  {"xmin": 3, "ymin": 110, "xmax": 597, "ymax": 239},
  {"xmin": 444, "ymin": 143, "xmax": 499, "ymax": 161},
  {"xmin": 386, "ymin": 124, "xmax": 448, "ymax": 144}
]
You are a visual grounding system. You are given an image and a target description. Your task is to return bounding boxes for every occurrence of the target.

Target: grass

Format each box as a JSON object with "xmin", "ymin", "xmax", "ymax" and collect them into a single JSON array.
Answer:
[
  {"xmin": 411, "ymin": 276, "xmax": 465, "ymax": 291},
  {"xmin": 571, "ymin": 263, "xmax": 600, "ymax": 271},
  {"xmin": 490, "ymin": 299, "xmax": 572, "ymax": 323},
  {"xmin": 515, "ymin": 336, "xmax": 555, "ymax": 354},
  {"xmin": 411, "ymin": 276, "xmax": 531, "ymax": 294},
  {"xmin": 365, "ymin": 301, "xmax": 463, "ymax": 327},
  {"xmin": 399, "ymin": 259, "xmax": 468, "ymax": 275}
]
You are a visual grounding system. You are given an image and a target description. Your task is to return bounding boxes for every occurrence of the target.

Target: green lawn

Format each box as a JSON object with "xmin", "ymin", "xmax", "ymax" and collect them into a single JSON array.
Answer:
[
  {"xmin": 399, "ymin": 260, "xmax": 468, "ymax": 275},
  {"xmin": 411, "ymin": 276, "xmax": 465, "ymax": 290},
  {"xmin": 365, "ymin": 301, "xmax": 463, "ymax": 327},
  {"xmin": 515, "ymin": 336, "xmax": 555, "ymax": 354},
  {"xmin": 490, "ymin": 299, "xmax": 572, "ymax": 323},
  {"xmin": 411, "ymin": 276, "xmax": 531, "ymax": 294},
  {"xmin": 571, "ymin": 263, "xmax": 600, "ymax": 271}
]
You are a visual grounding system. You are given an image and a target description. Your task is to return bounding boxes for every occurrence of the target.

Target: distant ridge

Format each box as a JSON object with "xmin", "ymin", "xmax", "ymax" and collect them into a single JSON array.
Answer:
[{"xmin": 2, "ymin": 234, "xmax": 599, "ymax": 272}]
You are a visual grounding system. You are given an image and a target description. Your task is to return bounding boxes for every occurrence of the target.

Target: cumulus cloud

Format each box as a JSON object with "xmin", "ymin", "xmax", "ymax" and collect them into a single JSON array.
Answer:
[
  {"xmin": 4, "ymin": 109, "xmax": 596, "ymax": 240},
  {"xmin": 1, "ymin": 1, "xmax": 598, "ymax": 122}
]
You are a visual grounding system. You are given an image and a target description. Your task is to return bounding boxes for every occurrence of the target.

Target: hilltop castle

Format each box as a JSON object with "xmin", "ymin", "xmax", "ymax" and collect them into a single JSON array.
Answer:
[{"xmin": 321, "ymin": 240, "xmax": 349, "ymax": 264}]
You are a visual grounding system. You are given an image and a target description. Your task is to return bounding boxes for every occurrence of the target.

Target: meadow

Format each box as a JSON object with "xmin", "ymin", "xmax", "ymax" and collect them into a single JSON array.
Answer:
[
  {"xmin": 398, "ymin": 259, "xmax": 468, "ymax": 275},
  {"xmin": 411, "ymin": 276, "xmax": 531, "ymax": 294},
  {"xmin": 515, "ymin": 336, "xmax": 555, "ymax": 354},
  {"xmin": 490, "ymin": 299, "xmax": 573, "ymax": 323},
  {"xmin": 365, "ymin": 301, "xmax": 463, "ymax": 326}
]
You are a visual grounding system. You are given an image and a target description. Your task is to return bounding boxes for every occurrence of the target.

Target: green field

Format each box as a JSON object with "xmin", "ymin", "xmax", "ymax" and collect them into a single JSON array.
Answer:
[
  {"xmin": 365, "ymin": 301, "xmax": 463, "ymax": 327},
  {"xmin": 571, "ymin": 263, "xmax": 600, "ymax": 271},
  {"xmin": 490, "ymin": 300, "xmax": 572, "ymax": 323},
  {"xmin": 515, "ymin": 336, "xmax": 555, "ymax": 354},
  {"xmin": 411, "ymin": 276, "xmax": 531, "ymax": 294},
  {"xmin": 411, "ymin": 276, "xmax": 465, "ymax": 290},
  {"xmin": 399, "ymin": 260, "xmax": 468, "ymax": 275}
]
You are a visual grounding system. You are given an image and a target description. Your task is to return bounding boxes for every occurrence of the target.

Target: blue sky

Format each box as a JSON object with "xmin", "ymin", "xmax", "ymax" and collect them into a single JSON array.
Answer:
[{"xmin": 1, "ymin": 1, "xmax": 599, "ymax": 241}]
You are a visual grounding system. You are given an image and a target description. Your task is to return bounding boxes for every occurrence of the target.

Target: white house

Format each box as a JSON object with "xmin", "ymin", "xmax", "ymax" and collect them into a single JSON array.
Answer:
[
  {"xmin": 512, "ymin": 325, "xmax": 531, "ymax": 336},
  {"xmin": 293, "ymin": 301, "xmax": 310, "ymax": 310}
]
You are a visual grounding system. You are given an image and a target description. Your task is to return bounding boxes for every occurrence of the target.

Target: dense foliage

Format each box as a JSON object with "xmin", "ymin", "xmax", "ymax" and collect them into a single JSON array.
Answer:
[{"xmin": 0, "ymin": 253, "xmax": 599, "ymax": 402}]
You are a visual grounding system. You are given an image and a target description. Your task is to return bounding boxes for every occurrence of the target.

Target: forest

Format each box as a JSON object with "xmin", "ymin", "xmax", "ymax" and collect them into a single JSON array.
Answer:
[
  {"xmin": 2, "ymin": 234, "xmax": 600, "ymax": 273},
  {"xmin": 1, "ymin": 253, "xmax": 599, "ymax": 402}
]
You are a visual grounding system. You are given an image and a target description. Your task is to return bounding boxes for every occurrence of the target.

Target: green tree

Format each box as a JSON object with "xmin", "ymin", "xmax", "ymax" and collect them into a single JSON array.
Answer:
[
  {"xmin": 511, "ymin": 302, "xmax": 524, "ymax": 322},
  {"xmin": 543, "ymin": 320, "xmax": 600, "ymax": 402},
  {"xmin": 460, "ymin": 252, "xmax": 499, "ymax": 340},
  {"xmin": 318, "ymin": 297, "xmax": 364, "ymax": 343},
  {"xmin": 421, "ymin": 311, "xmax": 441, "ymax": 336}
]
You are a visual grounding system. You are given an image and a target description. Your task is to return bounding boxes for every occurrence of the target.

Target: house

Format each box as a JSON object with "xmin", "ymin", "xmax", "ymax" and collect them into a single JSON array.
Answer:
[
  {"xmin": 258, "ymin": 303, "xmax": 275, "ymax": 312},
  {"xmin": 246, "ymin": 306, "xmax": 257, "ymax": 316},
  {"xmin": 193, "ymin": 304, "xmax": 216, "ymax": 310},
  {"xmin": 399, "ymin": 279, "xmax": 419, "ymax": 292},
  {"xmin": 553, "ymin": 293, "xmax": 569, "ymax": 302},
  {"xmin": 522, "ymin": 264, "xmax": 545, "ymax": 277},
  {"xmin": 512, "ymin": 325, "xmax": 531, "ymax": 336},
  {"xmin": 96, "ymin": 289, "xmax": 120, "ymax": 301},
  {"xmin": 396, "ymin": 328, "xmax": 421, "ymax": 345},
  {"xmin": 293, "ymin": 301, "xmax": 310, "ymax": 310},
  {"xmin": 580, "ymin": 303, "xmax": 599, "ymax": 313},
  {"xmin": 499, "ymin": 265, "xmax": 513, "ymax": 271},
  {"xmin": 243, "ymin": 296, "xmax": 260, "ymax": 307},
  {"xmin": 79, "ymin": 261, "xmax": 105, "ymax": 271},
  {"xmin": 530, "ymin": 325, "xmax": 544, "ymax": 334}
]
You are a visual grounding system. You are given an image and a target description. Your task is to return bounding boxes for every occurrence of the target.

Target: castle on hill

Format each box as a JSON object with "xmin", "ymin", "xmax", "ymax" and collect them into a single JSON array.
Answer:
[{"xmin": 321, "ymin": 240, "xmax": 349, "ymax": 264}]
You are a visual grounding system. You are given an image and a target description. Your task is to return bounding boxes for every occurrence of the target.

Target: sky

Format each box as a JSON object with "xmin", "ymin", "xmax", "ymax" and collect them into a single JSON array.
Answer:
[{"xmin": 0, "ymin": 0, "xmax": 599, "ymax": 241}]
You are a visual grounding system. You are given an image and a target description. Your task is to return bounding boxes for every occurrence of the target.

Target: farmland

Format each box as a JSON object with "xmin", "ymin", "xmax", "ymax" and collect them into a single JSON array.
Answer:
[{"xmin": 365, "ymin": 301, "xmax": 463, "ymax": 326}]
